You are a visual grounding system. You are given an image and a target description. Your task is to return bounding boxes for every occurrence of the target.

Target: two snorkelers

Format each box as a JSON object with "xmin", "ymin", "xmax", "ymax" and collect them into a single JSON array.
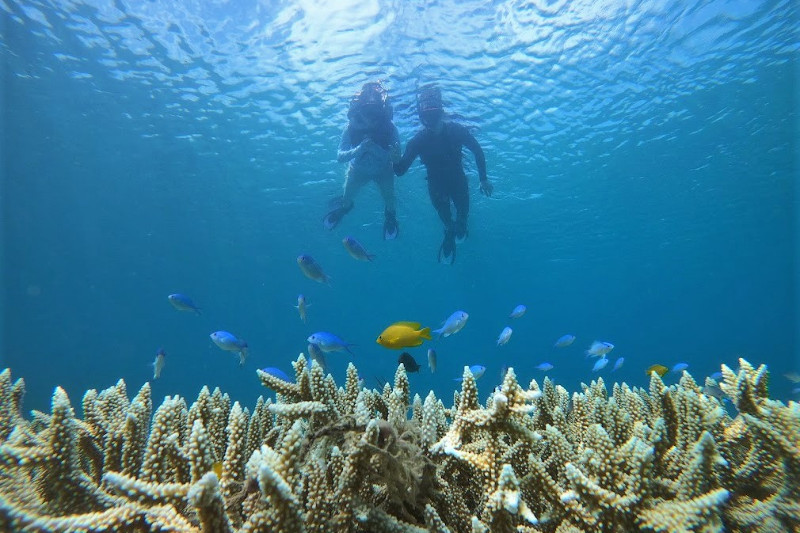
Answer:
[{"xmin": 325, "ymin": 82, "xmax": 493, "ymax": 263}]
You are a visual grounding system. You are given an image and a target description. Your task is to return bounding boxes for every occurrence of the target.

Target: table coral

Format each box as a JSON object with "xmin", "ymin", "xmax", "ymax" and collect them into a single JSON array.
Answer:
[{"xmin": 0, "ymin": 356, "xmax": 797, "ymax": 532}]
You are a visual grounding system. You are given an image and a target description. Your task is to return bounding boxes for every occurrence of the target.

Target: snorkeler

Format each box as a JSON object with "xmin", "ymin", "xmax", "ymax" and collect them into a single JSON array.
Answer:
[
  {"xmin": 394, "ymin": 85, "xmax": 492, "ymax": 263},
  {"xmin": 323, "ymin": 82, "xmax": 402, "ymax": 240}
]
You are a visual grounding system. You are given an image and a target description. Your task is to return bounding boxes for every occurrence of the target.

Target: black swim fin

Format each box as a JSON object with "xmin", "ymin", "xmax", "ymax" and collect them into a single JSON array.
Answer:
[
  {"xmin": 323, "ymin": 203, "xmax": 352, "ymax": 230},
  {"xmin": 454, "ymin": 219, "xmax": 468, "ymax": 244},
  {"xmin": 383, "ymin": 210, "xmax": 399, "ymax": 240},
  {"xmin": 438, "ymin": 230, "xmax": 456, "ymax": 264}
]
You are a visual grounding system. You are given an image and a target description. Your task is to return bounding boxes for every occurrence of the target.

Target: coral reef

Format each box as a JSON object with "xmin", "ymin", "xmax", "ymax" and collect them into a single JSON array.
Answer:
[{"xmin": 0, "ymin": 358, "xmax": 797, "ymax": 532}]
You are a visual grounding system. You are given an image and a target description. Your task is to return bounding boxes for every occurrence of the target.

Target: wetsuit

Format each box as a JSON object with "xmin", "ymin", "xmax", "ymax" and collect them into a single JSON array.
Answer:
[
  {"xmin": 394, "ymin": 121, "xmax": 486, "ymax": 234},
  {"xmin": 337, "ymin": 118, "xmax": 400, "ymax": 212}
]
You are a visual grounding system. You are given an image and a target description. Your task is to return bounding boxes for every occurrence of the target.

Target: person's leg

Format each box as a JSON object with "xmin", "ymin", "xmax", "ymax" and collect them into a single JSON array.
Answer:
[
  {"xmin": 428, "ymin": 178, "xmax": 453, "ymax": 229},
  {"xmin": 452, "ymin": 174, "xmax": 470, "ymax": 242},
  {"xmin": 376, "ymin": 173, "xmax": 399, "ymax": 239},
  {"xmin": 429, "ymin": 177, "xmax": 456, "ymax": 262}
]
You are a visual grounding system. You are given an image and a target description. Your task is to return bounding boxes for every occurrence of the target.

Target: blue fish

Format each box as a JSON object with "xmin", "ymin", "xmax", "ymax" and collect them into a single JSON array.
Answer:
[
  {"xmin": 210, "ymin": 331, "xmax": 248, "ymax": 366},
  {"xmin": 710, "ymin": 371, "xmax": 723, "ymax": 380},
  {"xmin": 554, "ymin": 334, "xmax": 576, "ymax": 348},
  {"xmin": 307, "ymin": 342, "xmax": 327, "ymax": 371},
  {"xmin": 297, "ymin": 254, "xmax": 331, "ymax": 285},
  {"xmin": 592, "ymin": 357, "xmax": 609, "ymax": 372},
  {"xmin": 427, "ymin": 348, "xmax": 437, "ymax": 373},
  {"xmin": 152, "ymin": 348, "xmax": 166, "ymax": 380},
  {"xmin": 295, "ymin": 294, "xmax": 310, "ymax": 323},
  {"xmin": 433, "ymin": 311, "xmax": 469, "ymax": 338},
  {"xmin": 307, "ymin": 331, "xmax": 355, "ymax": 354},
  {"xmin": 535, "ymin": 362, "xmax": 554, "ymax": 371},
  {"xmin": 342, "ymin": 236, "xmax": 376, "ymax": 262},
  {"xmin": 260, "ymin": 367, "xmax": 292, "ymax": 382},
  {"xmin": 612, "ymin": 357, "xmax": 624, "ymax": 371},
  {"xmin": 585, "ymin": 341, "xmax": 614, "ymax": 358},
  {"xmin": 168, "ymin": 293, "xmax": 201, "ymax": 315},
  {"xmin": 509, "ymin": 305, "xmax": 527, "ymax": 319},
  {"xmin": 454, "ymin": 364, "xmax": 486, "ymax": 381},
  {"xmin": 496, "ymin": 327, "xmax": 513, "ymax": 346},
  {"xmin": 671, "ymin": 363, "xmax": 689, "ymax": 373}
]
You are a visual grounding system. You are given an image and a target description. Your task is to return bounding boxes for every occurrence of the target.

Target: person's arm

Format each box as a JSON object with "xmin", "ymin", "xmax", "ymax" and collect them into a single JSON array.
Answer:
[
  {"xmin": 389, "ymin": 124, "xmax": 401, "ymax": 164},
  {"xmin": 394, "ymin": 133, "xmax": 420, "ymax": 176},
  {"xmin": 337, "ymin": 127, "xmax": 362, "ymax": 163},
  {"xmin": 460, "ymin": 125, "xmax": 492, "ymax": 196}
]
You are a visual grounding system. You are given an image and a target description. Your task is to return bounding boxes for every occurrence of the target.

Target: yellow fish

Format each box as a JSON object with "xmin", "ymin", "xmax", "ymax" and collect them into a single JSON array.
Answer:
[
  {"xmin": 645, "ymin": 364, "xmax": 669, "ymax": 377},
  {"xmin": 376, "ymin": 321, "xmax": 432, "ymax": 349},
  {"xmin": 212, "ymin": 461, "xmax": 223, "ymax": 477}
]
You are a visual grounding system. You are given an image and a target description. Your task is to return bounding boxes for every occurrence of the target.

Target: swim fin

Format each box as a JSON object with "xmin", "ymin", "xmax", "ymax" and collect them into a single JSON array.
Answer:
[
  {"xmin": 454, "ymin": 219, "xmax": 468, "ymax": 244},
  {"xmin": 438, "ymin": 230, "xmax": 456, "ymax": 264},
  {"xmin": 383, "ymin": 210, "xmax": 399, "ymax": 240},
  {"xmin": 323, "ymin": 203, "xmax": 352, "ymax": 230}
]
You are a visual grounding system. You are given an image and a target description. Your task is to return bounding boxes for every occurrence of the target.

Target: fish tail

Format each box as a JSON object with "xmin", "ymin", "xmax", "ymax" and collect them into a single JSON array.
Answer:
[{"xmin": 419, "ymin": 327, "xmax": 432, "ymax": 340}]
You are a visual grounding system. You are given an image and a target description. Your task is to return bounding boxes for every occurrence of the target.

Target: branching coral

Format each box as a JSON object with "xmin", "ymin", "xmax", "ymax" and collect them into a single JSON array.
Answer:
[{"xmin": 0, "ymin": 356, "xmax": 796, "ymax": 532}]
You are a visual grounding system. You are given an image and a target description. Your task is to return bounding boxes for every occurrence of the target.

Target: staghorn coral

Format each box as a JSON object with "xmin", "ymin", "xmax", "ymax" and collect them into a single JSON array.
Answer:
[{"xmin": 0, "ymin": 356, "xmax": 796, "ymax": 532}]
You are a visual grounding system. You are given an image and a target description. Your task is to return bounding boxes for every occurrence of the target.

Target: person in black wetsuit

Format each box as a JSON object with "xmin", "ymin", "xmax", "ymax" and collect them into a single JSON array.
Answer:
[{"xmin": 394, "ymin": 85, "xmax": 493, "ymax": 263}]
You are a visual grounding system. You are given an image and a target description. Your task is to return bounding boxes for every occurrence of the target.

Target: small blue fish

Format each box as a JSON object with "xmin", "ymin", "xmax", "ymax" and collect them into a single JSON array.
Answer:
[
  {"xmin": 342, "ymin": 236, "xmax": 375, "ymax": 262},
  {"xmin": 168, "ymin": 294, "xmax": 201, "ymax": 315},
  {"xmin": 592, "ymin": 357, "xmax": 609, "ymax": 372},
  {"xmin": 496, "ymin": 327, "xmax": 513, "ymax": 346},
  {"xmin": 307, "ymin": 342, "xmax": 327, "ymax": 371},
  {"xmin": 427, "ymin": 348, "xmax": 437, "ymax": 373},
  {"xmin": 612, "ymin": 357, "xmax": 624, "ymax": 372},
  {"xmin": 210, "ymin": 331, "xmax": 248, "ymax": 366},
  {"xmin": 703, "ymin": 383, "xmax": 725, "ymax": 399},
  {"xmin": 152, "ymin": 348, "xmax": 166, "ymax": 380},
  {"xmin": 671, "ymin": 363, "xmax": 689, "ymax": 374},
  {"xmin": 509, "ymin": 305, "xmax": 527, "ymax": 319},
  {"xmin": 535, "ymin": 362, "xmax": 554, "ymax": 372},
  {"xmin": 297, "ymin": 254, "xmax": 331, "ymax": 285},
  {"xmin": 260, "ymin": 367, "xmax": 292, "ymax": 382},
  {"xmin": 710, "ymin": 371, "xmax": 723, "ymax": 380},
  {"xmin": 586, "ymin": 341, "xmax": 614, "ymax": 358},
  {"xmin": 554, "ymin": 334, "xmax": 576, "ymax": 348},
  {"xmin": 307, "ymin": 331, "xmax": 355, "ymax": 354},
  {"xmin": 295, "ymin": 295, "xmax": 309, "ymax": 323},
  {"xmin": 433, "ymin": 311, "xmax": 469, "ymax": 338},
  {"xmin": 454, "ymin": 364, "xmax": 486, "ymax": 381}
]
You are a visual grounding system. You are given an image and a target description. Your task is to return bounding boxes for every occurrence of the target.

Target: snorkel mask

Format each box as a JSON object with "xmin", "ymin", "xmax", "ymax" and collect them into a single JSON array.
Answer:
[
  {"xmin": 417, "ymin": 85, "xmax": 443, "ymax": 127},
  {"xmin": 349, "ymin": 82, "xmax": 391, "ymax": 123}
]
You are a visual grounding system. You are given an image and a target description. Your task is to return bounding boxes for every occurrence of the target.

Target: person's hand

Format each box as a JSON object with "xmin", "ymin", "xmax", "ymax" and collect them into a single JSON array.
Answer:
[
  {"xmin": 356, "ymin": 139, "xmax": 372, "ymax": 154},
  {"xmin": 390, "ymin": 142, "xmax": 401, "ymax": 163},
  {"xmin": 480, "ymin": 179, "xmax": 493, "ymax": 197}
]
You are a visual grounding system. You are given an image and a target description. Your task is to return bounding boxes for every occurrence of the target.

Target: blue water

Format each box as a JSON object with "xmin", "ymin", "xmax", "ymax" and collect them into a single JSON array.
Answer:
[{"xmin": 1, "ymin": 0, "xmax": 797, "ymax": 414}]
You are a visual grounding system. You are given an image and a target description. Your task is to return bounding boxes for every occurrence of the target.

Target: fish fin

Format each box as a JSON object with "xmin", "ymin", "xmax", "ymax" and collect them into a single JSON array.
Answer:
[
  {"xmin": 393, "ymin": 321, "xmax": 422, "ymax": 328},
  {"xmin": 194, "ymin": 308, "xmax": 202, "ymax": 316},
  {"xmin": 419, "ymin": 327, "xmax": 432, "ymax": 340}
]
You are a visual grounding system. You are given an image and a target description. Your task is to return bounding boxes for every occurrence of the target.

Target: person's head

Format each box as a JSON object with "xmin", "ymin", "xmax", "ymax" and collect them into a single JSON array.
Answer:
[
  {"xmin": 349, "ymin": 82, "xmax": 391, "ymax": 127},
  {"xmin": 417, "ymin": 85, "xmax": 443, "ymax": 128}
]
